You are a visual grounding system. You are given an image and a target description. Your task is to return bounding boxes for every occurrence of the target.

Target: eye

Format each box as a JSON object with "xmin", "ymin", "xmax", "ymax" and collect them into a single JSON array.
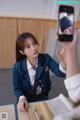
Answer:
[
  {"xmin": 27, "ymin": 45, "xmax": 30, "ymax": 48},
  {"xmin": 32, "ymin": 41, "xmax": 37, "ymax": 45},
  {"xmin": 24, "ymin": 45, "xmax": 30, "ymax": 49}
]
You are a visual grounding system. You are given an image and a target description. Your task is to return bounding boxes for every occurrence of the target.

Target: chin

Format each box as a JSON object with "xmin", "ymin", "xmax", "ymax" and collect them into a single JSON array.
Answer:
[{"xmin": 33, "ymin": 53, "xmax": 39, "ymax": 58}]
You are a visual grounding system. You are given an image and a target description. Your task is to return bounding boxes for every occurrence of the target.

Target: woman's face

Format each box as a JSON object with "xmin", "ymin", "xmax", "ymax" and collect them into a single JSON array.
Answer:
[{"xmin": 23, "ymin": 38, "xmax": 39, "ymax": 59}]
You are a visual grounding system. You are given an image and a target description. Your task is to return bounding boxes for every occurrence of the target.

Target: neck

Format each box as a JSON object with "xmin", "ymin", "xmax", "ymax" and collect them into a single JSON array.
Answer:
[{"xmin": 28, "ymin": 58, "xmax": 38, "ymax": 67}]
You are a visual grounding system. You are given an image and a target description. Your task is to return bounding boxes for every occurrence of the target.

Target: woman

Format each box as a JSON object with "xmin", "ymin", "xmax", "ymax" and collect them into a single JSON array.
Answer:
[{"xmin": 13, "ymin": 32, "xmax": 65, "ymax": 112}]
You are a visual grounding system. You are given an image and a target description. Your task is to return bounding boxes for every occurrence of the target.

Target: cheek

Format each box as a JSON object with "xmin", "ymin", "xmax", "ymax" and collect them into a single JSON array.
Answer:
[
  {"xmin": 36, "ymin": 45, "xmax": 39, "ymax": 50},
  {"xmin": 24, "ymin": 49, "xmax": 29, "ymax": 56}
]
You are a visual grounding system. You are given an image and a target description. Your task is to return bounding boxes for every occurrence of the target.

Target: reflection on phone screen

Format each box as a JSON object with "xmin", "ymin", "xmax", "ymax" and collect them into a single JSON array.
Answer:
[{"xmin": 59, "ymin": 12, "xmax": 73, "ymax": 35}]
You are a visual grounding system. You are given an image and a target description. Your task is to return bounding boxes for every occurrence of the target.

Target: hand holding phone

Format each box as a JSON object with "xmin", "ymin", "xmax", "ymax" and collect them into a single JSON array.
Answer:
[{"xmin": 58, "ymin": 5, "xmax": 74, "ymax": 41}]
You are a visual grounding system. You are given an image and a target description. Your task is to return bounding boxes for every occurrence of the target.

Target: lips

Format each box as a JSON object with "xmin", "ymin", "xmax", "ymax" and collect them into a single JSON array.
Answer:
[{"xmin": 33, "ymin": 51, "xmax": 38, "ymax": 55}]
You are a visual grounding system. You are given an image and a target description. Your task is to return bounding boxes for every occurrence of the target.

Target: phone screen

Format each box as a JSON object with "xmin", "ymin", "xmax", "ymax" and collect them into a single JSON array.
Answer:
[{"xmin": 58, "ymin": 5, "xmax": 74, "ymax": 41}]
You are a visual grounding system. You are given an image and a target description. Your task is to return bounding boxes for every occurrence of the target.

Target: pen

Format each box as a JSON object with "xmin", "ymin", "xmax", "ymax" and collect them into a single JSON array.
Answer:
[{"xmin": 33, "ymin": 107, "xmax": 40, "ymax": 120}]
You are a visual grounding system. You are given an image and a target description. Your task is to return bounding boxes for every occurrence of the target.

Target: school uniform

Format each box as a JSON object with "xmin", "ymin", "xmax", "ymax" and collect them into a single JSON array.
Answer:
[{"xmin": 13, "ymin": 53, "xmax": 66, "ymax": 102}]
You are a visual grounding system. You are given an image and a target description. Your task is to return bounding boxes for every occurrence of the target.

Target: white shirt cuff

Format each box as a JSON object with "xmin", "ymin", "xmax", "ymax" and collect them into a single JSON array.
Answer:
[
  {"xmin": 59, "ymin": 63, "xmax": 66, "ymax": 73},
  {"xmin": 19, "ymin": 95, "xmax": 26, "ymax": 101},
  {"xmin": 64, "ymin": 74, "xmax": 80, "ymax": 90}
]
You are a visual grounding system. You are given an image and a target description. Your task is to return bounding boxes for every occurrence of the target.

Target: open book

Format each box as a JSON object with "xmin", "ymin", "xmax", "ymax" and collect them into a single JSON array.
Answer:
[
  {"xmin": 54, "ymin": 106, "xmax": 80, "ymax": 120},
  {"xmin": 18, "ymin": 94, "xmax": 73, "ymax": 120}
]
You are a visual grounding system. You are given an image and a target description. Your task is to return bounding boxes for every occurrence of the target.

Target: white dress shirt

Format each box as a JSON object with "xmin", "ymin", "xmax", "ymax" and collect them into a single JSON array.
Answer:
[
  {"xmin": 27, "ymin": 59, "xmax": 37, "ymax": 86},
  {"xmin": 64, "ymin": 74, "xmax": 80, "ymax": 102}
]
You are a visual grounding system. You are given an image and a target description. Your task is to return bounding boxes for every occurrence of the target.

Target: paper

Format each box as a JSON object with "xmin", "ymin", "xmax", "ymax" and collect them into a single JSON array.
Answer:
[
  {"xmin": 54, "ymin": 106, "xmax": 80, "ymax": 120},
  {"xmin": 47, "ymin": 94, "xmax": 73, "ymax": 115}
]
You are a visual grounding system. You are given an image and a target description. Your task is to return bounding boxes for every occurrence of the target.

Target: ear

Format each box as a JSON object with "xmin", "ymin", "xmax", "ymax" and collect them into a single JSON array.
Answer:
[{"xmin": 19, "ymin": 50, "xmax": 25, "ymax": 55}]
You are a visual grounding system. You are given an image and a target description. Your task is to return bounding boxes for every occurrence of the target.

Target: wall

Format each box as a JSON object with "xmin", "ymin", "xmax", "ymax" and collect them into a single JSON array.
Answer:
[
  {"xmin": 0, "ymin": 17, "xmax": 80, "ymax": 68},
  {"xmin": 0, "ymin": 0, "xmax": 80, "ymax": 20},
  {"xmin": 0, "ymin": 17, "xmax": 17, "ymax": 68},
  {"xmin": 0, "ymin": 0, "xmax": 54, "ymax": 19},
  {"xmin": 0, "ymin": 17, "xmax": 56, "ymax": 68}
]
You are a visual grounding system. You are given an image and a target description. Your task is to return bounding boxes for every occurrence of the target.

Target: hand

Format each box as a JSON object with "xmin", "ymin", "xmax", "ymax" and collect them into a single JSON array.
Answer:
[
  {"xmin": 17, "ymin": 98, "xmax": 28, "ymax": 112},
  {"xmin": 56, "ymin": 48, "xmax": 66, "ymax": 70},
  {"xmin": 59, "ymin": 28, "xmax": 79, "ymax": 51},
  {"xmin": 63, "ymin": 26, "xmax": 73, "ymax": 35}
]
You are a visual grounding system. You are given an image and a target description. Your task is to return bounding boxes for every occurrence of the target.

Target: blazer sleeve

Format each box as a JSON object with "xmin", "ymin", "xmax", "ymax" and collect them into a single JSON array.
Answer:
[
  {"xmin": 46, "ymin": 54, "xmax": 66, "ymax": 77},
  {"xmin": 64, "ymin": 74, "xmax": 80, "ymax": 102},
  {"xmin": 13, "ymin": 63, "xmax": 24, "ymax": 101}
]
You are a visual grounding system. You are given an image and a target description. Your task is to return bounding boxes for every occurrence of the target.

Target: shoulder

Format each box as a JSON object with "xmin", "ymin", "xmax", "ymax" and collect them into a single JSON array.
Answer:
[
  {"xmin": 13, "ymin": 59, "xmax": 26, "ymax": 71},
  {"xmin": 39, "ymin": 53, "xmax": 51, "ymax": 59},
  {"xmin": 38, "ymin": 53, "xmax": 54, "ymax": 65}
]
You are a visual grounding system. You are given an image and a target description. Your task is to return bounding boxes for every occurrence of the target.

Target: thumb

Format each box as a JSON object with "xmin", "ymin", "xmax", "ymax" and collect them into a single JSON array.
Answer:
[
  {"xmin": 24, "ymin": 101, "xmax": 29, "ymax": 111},
  {"xmin": 56, "ymin": 49, "xmax": 63, "ymax": 61}
]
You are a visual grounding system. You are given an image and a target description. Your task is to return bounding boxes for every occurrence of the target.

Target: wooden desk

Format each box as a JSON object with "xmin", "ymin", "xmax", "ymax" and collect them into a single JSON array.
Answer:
[
  {"xmin": 0, "ymin": 104, "xmax": 16, "ymax": 120},
  {"xmin": 17, "ymin": 94, "xmax": 73, "ymax": 120},
  {"xmin": 17, "ymin": 101, "xmax": 54, "ymax": 120},
  {"xmin": 0, "ymin": 95, "xmax": 78, "ymax": 120}
]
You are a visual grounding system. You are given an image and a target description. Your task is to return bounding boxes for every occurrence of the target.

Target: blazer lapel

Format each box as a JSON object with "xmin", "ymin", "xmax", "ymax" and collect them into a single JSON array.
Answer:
[
  {"xmin": 37, "ymin": 55, "xmax": 44, "ymax": 79},
  {"xmin": 21, "ymin": 60, "xmax": 31, "ymax": 85},
  {"xmin": 22, "ymin": 55, "xmax": 44, "ymax": 84}
]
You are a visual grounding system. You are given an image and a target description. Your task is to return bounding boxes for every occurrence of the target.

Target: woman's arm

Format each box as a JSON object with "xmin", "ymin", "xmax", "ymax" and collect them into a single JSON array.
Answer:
[
  {"xmin": 66, "ymin": 46, "xmax": 79, "ymax": 78},
  {"xmin": 45, "ymin": 54, "xmax": 66, "ymax": 77},
  {"xmin": 13, "ymin": 63, "xmax": 28, "ymax": 112}
]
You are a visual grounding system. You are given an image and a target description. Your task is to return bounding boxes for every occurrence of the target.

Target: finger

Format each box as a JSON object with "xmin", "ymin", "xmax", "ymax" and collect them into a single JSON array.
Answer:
[
  {"xmin": 24, "ymin": 101, "xmax": 29, "ymax": 111},
  {"xmin": 56, "ymin": 50, "xmax": 63, "ymax": 61},
  {"xmin": 20, "ymin": 106, "xmax": 26, "ymax": 112},
  {"xmin": 19, "ymin": 101, "xmax": 28, "ymax": 112},
  {"xmin": 56, "ymin": 49, "xmax": 60, "ymax": 58},
  {"xmin": 17, "ymin": 102, "xmax": 26, "ymax": 112},
  {"xmin": 56, "ymin": 49, "xmax": 59, "ymax": 55},
  {"xmin": 73, "ymin": 28, "xmax": 78, "ymax": 44}
]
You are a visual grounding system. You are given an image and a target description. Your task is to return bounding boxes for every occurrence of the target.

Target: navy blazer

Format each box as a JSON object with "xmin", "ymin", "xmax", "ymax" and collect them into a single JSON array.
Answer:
[{"xmin": 13, "ymin": 53, "xmax": 66, "ymax": 102}]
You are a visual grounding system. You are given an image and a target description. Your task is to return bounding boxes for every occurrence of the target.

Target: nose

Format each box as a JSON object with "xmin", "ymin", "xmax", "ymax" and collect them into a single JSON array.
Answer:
[{"xmin": 31, "ymin": 45, "xmax": 36, "ymax": 50}]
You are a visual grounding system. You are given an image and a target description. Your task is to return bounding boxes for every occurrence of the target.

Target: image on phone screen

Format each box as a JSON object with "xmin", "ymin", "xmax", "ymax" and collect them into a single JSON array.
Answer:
[{"xmin": 59, "ymin": 12, "xmax": 73, "ymax": 35}]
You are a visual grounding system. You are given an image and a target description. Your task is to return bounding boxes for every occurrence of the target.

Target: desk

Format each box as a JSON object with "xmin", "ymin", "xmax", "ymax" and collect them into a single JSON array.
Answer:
[
  {"xmin": 17, "ymin": 102, "xmax": 52, "ymax": 120},
  {"xmin": 0, "ymin": 94, "xmax": 72, "ymax": 120},
  {"xmin": 17, "ymin": 94, "xmax": 73, "ymax": 120}
]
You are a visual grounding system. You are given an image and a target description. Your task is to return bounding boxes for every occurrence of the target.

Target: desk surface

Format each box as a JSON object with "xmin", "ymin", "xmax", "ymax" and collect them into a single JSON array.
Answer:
[
  {"xmin": 0, "ymin": 95, "xmax": 72, "ymax": 120},
  {"xmin": 17, "ymin": 101, "xmax": 56, "ymax": 120},
  {"xmin": 17, "ymin": 94, "xmax": 73, "ymax": 120}
]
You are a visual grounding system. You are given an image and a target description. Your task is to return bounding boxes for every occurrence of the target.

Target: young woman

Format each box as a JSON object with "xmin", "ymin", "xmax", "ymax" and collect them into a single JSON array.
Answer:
[{"xmin": 13, "ymin": 32, "xmax": 66, "ymax": 112}]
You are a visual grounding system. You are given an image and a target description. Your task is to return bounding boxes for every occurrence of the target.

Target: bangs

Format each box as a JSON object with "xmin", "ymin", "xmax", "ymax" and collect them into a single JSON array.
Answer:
[{"xmin": 23, "ymin": 37, "xmax": 39, "ymax": 47}]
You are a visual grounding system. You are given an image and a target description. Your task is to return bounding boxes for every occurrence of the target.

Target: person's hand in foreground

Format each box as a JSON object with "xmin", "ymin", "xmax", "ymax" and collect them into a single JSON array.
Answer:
[{"xmin": 17, "ymin": 98, "xmax": 29, "ymax": 112}]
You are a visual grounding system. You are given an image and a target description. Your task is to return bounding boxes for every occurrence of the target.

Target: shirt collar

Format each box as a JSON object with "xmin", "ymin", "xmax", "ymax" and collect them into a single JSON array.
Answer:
[{"xmin": 27, "ymin": 59, "xmax": 38, "ymax": 70}]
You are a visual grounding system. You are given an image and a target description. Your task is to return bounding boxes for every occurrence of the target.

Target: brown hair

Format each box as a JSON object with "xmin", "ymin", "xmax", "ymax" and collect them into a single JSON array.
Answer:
[{"xmin": 16, "ymin": 32, "xmax": 39, "ymax": 62}]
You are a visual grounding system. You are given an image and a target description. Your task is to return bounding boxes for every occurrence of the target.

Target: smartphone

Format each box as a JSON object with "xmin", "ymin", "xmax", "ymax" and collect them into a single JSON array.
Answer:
[{"xmin": 58, "ymin": 5, "xmax": 74, "ymax": 41}]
